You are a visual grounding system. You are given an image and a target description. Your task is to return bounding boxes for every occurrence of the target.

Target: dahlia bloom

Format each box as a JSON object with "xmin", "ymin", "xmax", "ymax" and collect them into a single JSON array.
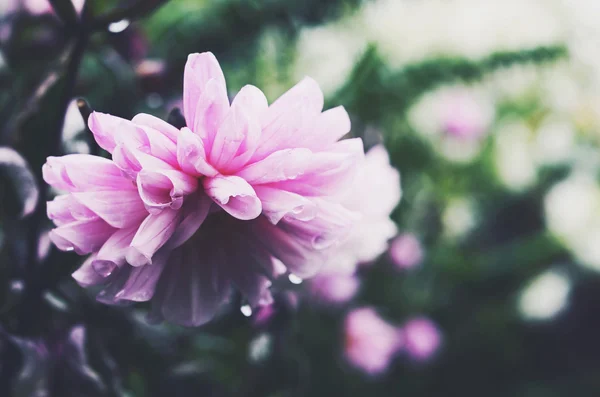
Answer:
[
  {"xmin": 308, "ymin": 145, "xmax": 400, "ymax": 303},
  {"xmin": 44, "ymin": 52, "xmax": 363, "ymax": 326},
  {"xmin": 344, "ymin": 307, "xmax": 403, "ymax": 375}
]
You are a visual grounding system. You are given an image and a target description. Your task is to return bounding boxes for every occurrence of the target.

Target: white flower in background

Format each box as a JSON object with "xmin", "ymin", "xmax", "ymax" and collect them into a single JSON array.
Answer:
[
  {"xmin": 493, "ymin": 121, "xmax": 537, "ymax": 191},
  {"xmin": 294, "ymin": 21, "xmax": 367, "ymax": 96},
  {"xmin": 408, "ymin": 85, "xmax": 494, "ymax": 163},
  {"xmin": 360, "ymin": 0, "xmax": 564, "ymax": 68},
  {"xmin": 61, "ymin": 100, "xmax": 89, "ymax": 154},
  {"xmin": 544, "ymin": 172, "xmax": 600, "ymax": 271},
  {"xmin": 533, "ymin": 116, "xmax": 575, "ymax": 166},
  {"xmin": 442, "ymin": 197, "xmax": 477, "ymax": 240},
  {"xmin": 518, "ymin": 269, "xmax": 571, "ymax": 321}
]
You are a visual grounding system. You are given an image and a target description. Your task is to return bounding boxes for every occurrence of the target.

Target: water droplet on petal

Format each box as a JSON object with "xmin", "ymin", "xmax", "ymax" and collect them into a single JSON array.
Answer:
[
  {"xmin": 65, "ymin": 246, "xmax": 75, "ymax": 252},
  {"xmin": 288, "ymin": 274, "xmax": 303, "ymax": 285},
  {"xmin": 240, "ymin": 304, "xmax": 253, "ymax": 317}
]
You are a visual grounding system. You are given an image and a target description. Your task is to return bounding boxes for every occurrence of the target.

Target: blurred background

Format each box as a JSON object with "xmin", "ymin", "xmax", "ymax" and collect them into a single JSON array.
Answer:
[{"xmin": 2, "ymin": 0, "xmax": 600, "ymax": 396}]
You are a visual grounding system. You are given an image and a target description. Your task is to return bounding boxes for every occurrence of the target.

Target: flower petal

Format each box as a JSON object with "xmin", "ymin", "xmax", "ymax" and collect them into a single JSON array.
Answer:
[
  {"xmin": 88, "ymin": 112, "xmax": 125, "ymax": 153},
  {"xmin": 71, "ymin": 190, "xmax": 147, "ymax": 228},
  {"xmin": 50, "ymin": 218, "xmax": 116, "ymax": 254},
  {"xmin": 253, "ymin": 185, "xmax": 317, "ymax": 224},
  {"xmin": 235, "ymin": 148, "xmax": 312, "ymax": 185},
  {"xmin": 183, "ymin": 52, "xmax": 227, "ymax": 130},
  {"xmin": 92, "ymin": 227, "xmax": 138, "ymax": 277},
  {"xmin": 300, "ymin": 106, "xmax": 351, "ymax": 150},
  {"xmin": 167, "ymin": 192, "xmax": 213, "ymax": 249},
  {"xmin": 131, "ymin": 113, "xmax": 179, "ymax": 142},
  {"xmin": 192, "ymin": 78, "xmax": 230, "ymax": 153},
  {"xmin": 203, "ymin": 175, "xmax": 262, "ymax": 220},
  {"xmin": 126, "ymin": 209, "xmax": 180, "ymax": 266},
  {"xmin": 176, "ymin": 127, "xmax": 219, "ymax": 177},
  {"xmin": 209, "ymin": 97, "xmax": 260, "ymax": 173},
  {"xmin": 47, "ymin": 194, "xmax": 97, "ymax": 226},
  {"xmin": 43, "ymin": 154, "xmax": 134, "ymax": 192},
  {"xmin": 72, "ymin": 254, "xmax": 106, "ymax": 287},
  {"xmin": 114, "ymin": 250, "xmax": 169, "ymax": 302},
  {"xmin": 137, "ymin": 169, "xmax": 198, "ymax": 212},
  {"xmin": 148, "ymin": 236, "xmax": 230, "ymax": 327}
]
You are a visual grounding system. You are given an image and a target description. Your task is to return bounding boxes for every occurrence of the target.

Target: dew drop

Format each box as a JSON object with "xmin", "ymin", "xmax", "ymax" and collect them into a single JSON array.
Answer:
[
  {"xmin": 240, "ymin": 304, "xmax": 253, "ymax": 317},
  {"xmin": 288, "ymin": 274, "xmax": 303, "ymax": 285},
  {"xmin": 65, "ymin": 246, "xmax": 75, "ymax": 252}
]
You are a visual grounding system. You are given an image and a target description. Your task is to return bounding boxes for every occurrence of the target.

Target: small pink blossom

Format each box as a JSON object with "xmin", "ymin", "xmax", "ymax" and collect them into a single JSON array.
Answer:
[
  {"xmin": 344, "ymin": 307, "xmax": 403, "ymax": 375},
  {"xmin": 402, "ymin": 317, "xmax": 441, "ymax": 361},
  {"xmin": 308, "ymin": 273, "xmax": 360, "ymax": 304},
  {"xmin": 439, "ymin": 88, "xmax": 493, "ymax": 140},
  {"xmin": 389, "ymin": 233, "xmax": 423, "ymax": 270},
  {"xmin": 44, "ymin": 52, "xmax": 363, "ymax": 326},
  {"xmin": 307, "ymin": 145, "xmax": 400, "ymax": 304}
]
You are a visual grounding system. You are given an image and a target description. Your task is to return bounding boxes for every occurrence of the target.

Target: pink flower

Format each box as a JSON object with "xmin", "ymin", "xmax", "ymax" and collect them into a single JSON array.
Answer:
[
  {"xmin": 307, "ymin": 145, "xmax": 400, "ymax": 304},
  {"xmin": 439, "ymin": 88, "xmax": 493, "ymax": 140},
  {"xmin": 402, "ymin": 317, "xmax": 441, "ymax": 361},
  {"xmin": 344, "ymin": 307, "xmax": 403, "ymax": 375},
  {"xmin": 44, "ymin": 52, "xmax": 363, "ymax": 326},
  {"xmin": 308, "ymin": 273, "xmax": 360, "ymax": 304},
  {"xmin": 389, "ymin": 233, "xmax": 423, "ymax": 270}
]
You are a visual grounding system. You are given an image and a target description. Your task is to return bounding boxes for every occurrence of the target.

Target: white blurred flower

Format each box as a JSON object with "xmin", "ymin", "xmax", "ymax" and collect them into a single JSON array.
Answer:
[
  {"xmin": 493, "ymin": 121, "xmax": 537, "ymax": 191},
  {"xmin": 61, "ymin": 100, "xmax": 89, "ymax": 154},
  {"xmin": 294, "ymin": 21, "xmax": 366, "ymax": 96},
  {"xmin": 518, "ymin": 269, "xmax": 571, "ymax": 321},
  {"xmin": 544, "ymin": 173, "xmax": 600, "ymax": 271},
  {"xmin": 442, "ymin": 197, "xmax": 477, "ymax": 239},
  {"xmin": 533, "ymin": 116, "xmax": 575, "ymax": 166},
  {"xmin": 361, "ymin": 0, "xmax": 564, "ymax": 68}
]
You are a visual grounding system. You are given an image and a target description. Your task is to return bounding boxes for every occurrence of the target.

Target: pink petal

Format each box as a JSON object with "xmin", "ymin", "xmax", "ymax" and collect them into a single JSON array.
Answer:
[
  {"xmin": 192, "ymin": 78, "xmax": 230, "ymax": 153},
  {"xmin": 281, "ymin": 198, "xmax": 360, "ymax": 250},
  {"xmin": 209, "ymin": 97, "xmax": 260, "ymax": 173},
  {"xmin": 235, "ymin": 148, "xmax": 312, "ymax": 185},
  {"xmin": 47, "ymin": 194, "xmax": 97, "ymax": 226},
  {"xmin": 250, "ymin": 217, "xmax": 328, "ymax": 278},
  {"xmin": 113, "ymin": 144, "xmax": 177, "ymax": 180},
  {"xmin": 183, "ymin": 52, "xmax": 227, "ymax": 130},
  {"xmin": 251, "ymin": 100, "xmax": 316, "ymax": 160},
  {"xmin": 299, "ymin": 106, "xmax": 351, "ymax": 150},
  {"xmin": 253, "ymin": 185, "xmax": 317, "ymax": 224},
  {"xmin": 71, "ymin": 190, "xmax": 148, "ymax": 228},
  {"xmin": 88, "ymin": 112, "xmax": 130, "ymax": 153},
  {"xmin": 126, "ymin": 209, "xmax": 180, "ymax": 266},
  {"xmin": 167, "ymin": 193, "xmax": 213, "ymax": 249},
  {"xmin": 114, "ymin": 250, "xmax": 169, "ymax": 302},
  {"xmin": 231, "ymin": 84, "xmax": 268, "ymax": 120},
  {"xmin": 225, "ymin": 235, "xmax": 274, "ymax": 307},
  {"xmin": 92, "ymin": 227, "xmax": 138, "ymax": 277},
  {"xmin": 249, "ymin": 77, "xmax": 323, "ymax": 160},
  {"xmin": 147, "ymin": 236, "xmax": 230, "ymax": 327},
  {"xmin": 264, "ymin": 76, "xmax": 323, "ymax": 126},
  {"xmin": 72, "ymin": 254, "xmax": 106, "ymax": 287},
  {"xmin": 137, "ymin": 169, "xmax": 198, "ymax": 212},
  {"xmin": 176, "ymin": 127, "xmax": 219, "ymax": 177},
  {"xmin": 272, "ymin": 138, "xmax": 364, "ymax": 197},
  {"xmin": 43, "ymin": 155, "xmax": 134, "ymax": 192},
  {"xmin": 50, "ymin": 218, "xmax": 116, "ymax": 254},
  {"xmin": 131, "ymin": 113, "xmax": 179, "ymax": 142},
  {"xmin": 203, "ymin": 175, "xmax": 262, "ymax": 220}
]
